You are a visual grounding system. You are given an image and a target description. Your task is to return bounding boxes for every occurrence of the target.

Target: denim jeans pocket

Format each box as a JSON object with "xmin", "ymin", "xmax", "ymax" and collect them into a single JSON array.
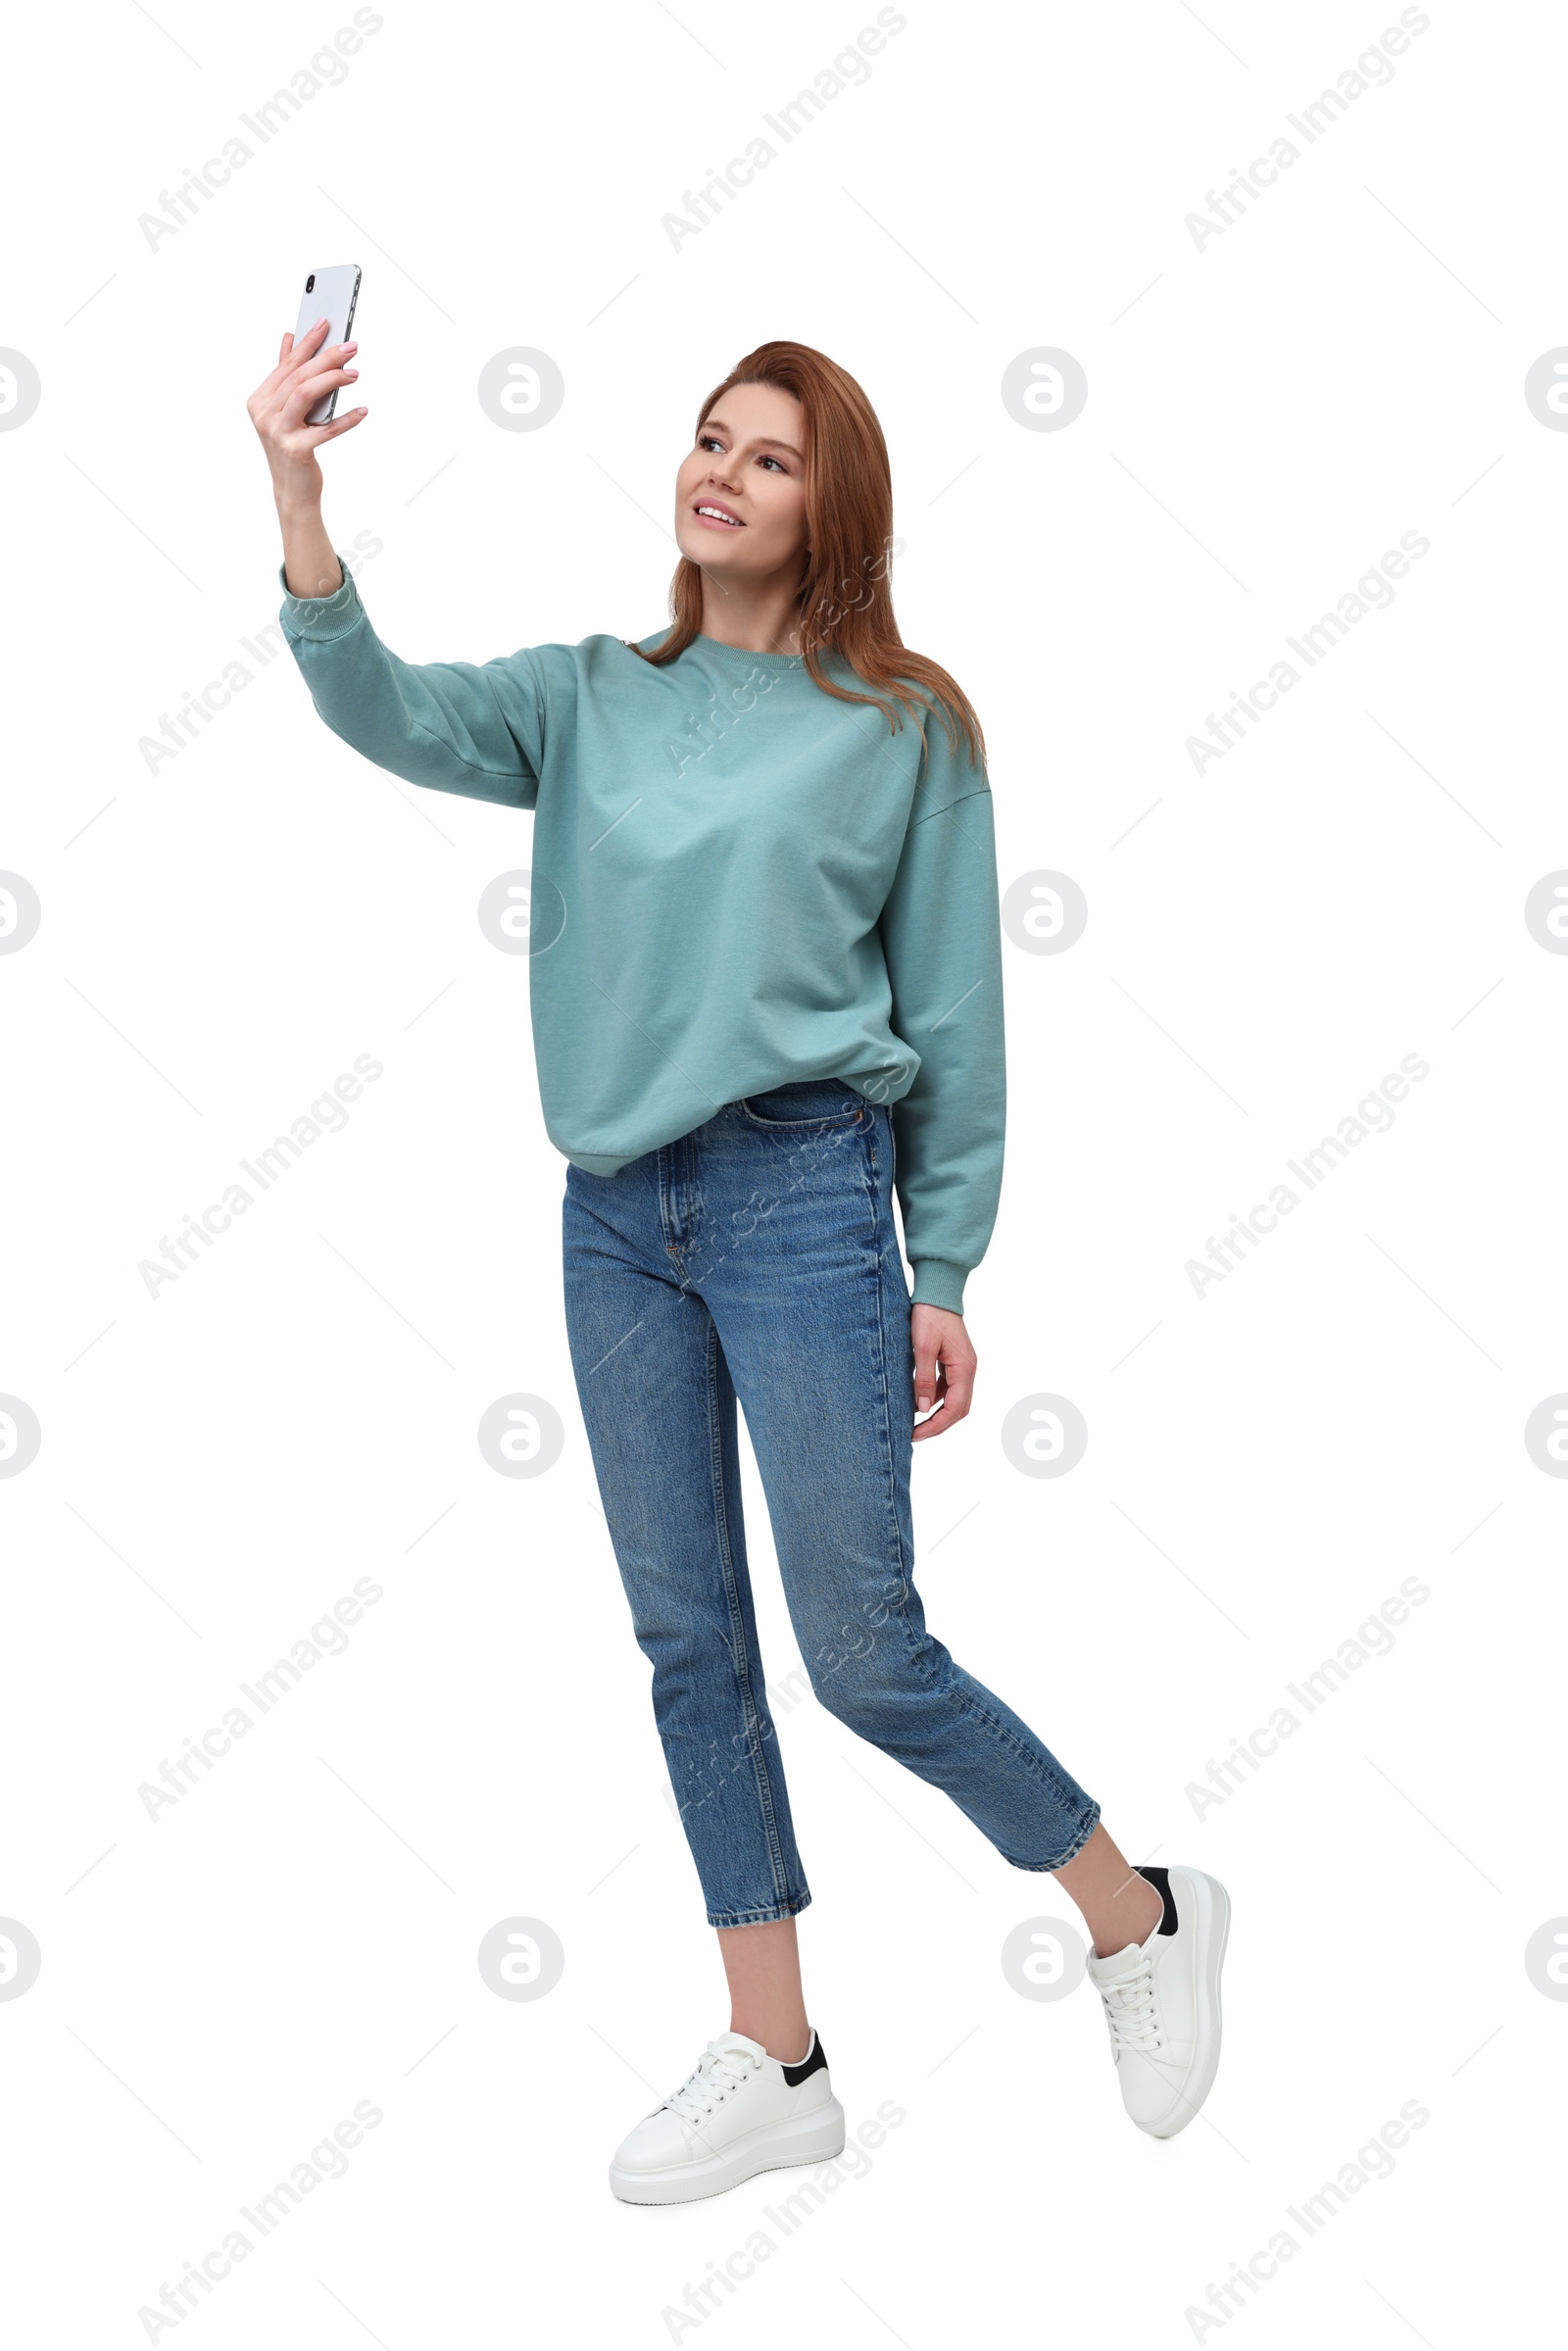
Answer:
[{"xmin": 739, "ymin": 1079, "xmax": 866, "ymax": 1128}]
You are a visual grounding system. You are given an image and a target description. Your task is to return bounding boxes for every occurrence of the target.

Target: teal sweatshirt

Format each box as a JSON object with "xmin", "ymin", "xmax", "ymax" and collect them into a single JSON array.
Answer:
[{"xmin": 277, "ymin": 559, "xmax": 1005, "ymax": 1314}]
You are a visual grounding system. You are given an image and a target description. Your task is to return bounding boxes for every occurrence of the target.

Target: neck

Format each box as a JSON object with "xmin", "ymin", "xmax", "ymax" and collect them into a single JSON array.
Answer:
[{"xmin": 697, "ymin": 570, "xmax": 808, "ymax": 659}]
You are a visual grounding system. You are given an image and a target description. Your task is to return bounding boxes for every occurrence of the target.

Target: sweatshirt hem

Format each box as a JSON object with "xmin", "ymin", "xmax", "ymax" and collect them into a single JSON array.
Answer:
[{"xmin": 564, "ymin": 1148, "xmax": 633, "ymax": 1178}]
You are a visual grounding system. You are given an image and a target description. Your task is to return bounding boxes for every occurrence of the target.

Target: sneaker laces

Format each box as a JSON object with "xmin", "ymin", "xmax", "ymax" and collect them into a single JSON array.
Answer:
[
  {"xmin": 1095, "ymin": 1950, "xmax": 1164, "ymax": 2055},
  {"xmin": 663, "ymin": 2039, "xmax": 760, "ymax": 2123}
]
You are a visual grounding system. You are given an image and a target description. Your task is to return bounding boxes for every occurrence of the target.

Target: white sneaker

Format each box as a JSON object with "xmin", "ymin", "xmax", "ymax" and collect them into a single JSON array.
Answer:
[
  {"xmin": 1087, "ymin": 1865, "xmax": 1230, "ymax": 2139},
  {"xmin": 609, "ymin": 2028, "xmax": 846, "ymax": 2206}
]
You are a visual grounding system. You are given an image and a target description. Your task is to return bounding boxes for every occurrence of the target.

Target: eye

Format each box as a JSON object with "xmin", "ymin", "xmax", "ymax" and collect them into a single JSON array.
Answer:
[
  {"xmin": 759, "ymin": 454, "xmax": 788, "ymax": 472},
  {"xmin": 698, "ymin": 432, "xmax": 724, "ymax": 454}
]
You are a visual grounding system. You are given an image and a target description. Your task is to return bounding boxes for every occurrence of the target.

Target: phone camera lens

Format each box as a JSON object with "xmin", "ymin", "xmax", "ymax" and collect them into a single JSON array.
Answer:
[{"xmin": 306, "ymin": 273, "xmax": 316, "ymax": 292}]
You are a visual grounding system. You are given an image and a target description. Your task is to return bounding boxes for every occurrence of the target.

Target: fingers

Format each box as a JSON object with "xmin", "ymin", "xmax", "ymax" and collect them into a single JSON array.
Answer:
[
  {"xmin": 251, "ymin": 323, "xmax": 353, "ymax": 423},
  {"xmin": 291, "ymin": 316, "xmax": 331, "ymax": 362},
  {"xmin": 913, "ymin": 1362, "xmax": 969, "ymax": 1438},
  {"xmin": 279, "ymin": 318, "xmax": 355, "ymax": 383},
  {"xmin": 297, "ymin": 360, "xmax": 360, "ymax": 399},
  {"xmin": 279, "ymin": 362, "xmax": 360, "ymax": 429},
  {"xmin": 911, "ymin": 1391, "xmax": 944, "ymax": 1440},
  {"xmin": 271, "ymin": 319, "xmax": 326, "ymax": 386},
  {"xmin": 912, "ymin": 1322, "xmax": 941, "ymax": 1417},
  {"xmin": 248, "ymin": 333, "xmax": 302, "ymax": 416},
  {"xmin": 315, "ymin": 406, "xmax": 368, "ymax": 439},
  {"xmin": 909, "ymin": 1309, "xmax": 977, "ymax": 1442},
  {"xmin": 936, "ymin": 1343, "xmax": 976, "ymax": 1426},
  {"xmin": 287, "ymin": 337, "xmax": 357, "ymax": 392}
]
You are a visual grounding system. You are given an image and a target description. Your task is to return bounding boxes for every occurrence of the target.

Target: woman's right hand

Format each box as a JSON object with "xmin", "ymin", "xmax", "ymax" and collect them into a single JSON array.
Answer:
[{"xmin": 247, "ymin": 316, "xmax": 367, "ymax": 511}]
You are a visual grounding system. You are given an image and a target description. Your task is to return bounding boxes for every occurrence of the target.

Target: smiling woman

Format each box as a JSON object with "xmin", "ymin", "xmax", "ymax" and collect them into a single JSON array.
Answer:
[{"xmin": 247, "ymin": 321, "xmax": 1231, "ymax": 2207}]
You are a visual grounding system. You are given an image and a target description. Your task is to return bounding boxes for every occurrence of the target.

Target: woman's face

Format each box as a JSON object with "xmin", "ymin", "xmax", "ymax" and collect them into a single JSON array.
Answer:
[{"xmin": 674, "ymin": 381, "xmax": 808, "ymax": 587}]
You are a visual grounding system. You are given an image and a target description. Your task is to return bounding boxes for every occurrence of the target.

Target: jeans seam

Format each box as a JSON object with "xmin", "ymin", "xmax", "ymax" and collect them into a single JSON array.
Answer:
[
  {"xmin": 705, "ymin": 1315, "xmax": 795, "ymax": 1916},
  {"xmin": 656, "ymin": 1144, "xmax": 675, "ymax": 1259},
  {"xmin": 943, "ymin": 1683, "xmax": 1099, "ymax": 1817},
  {"xmin": 706, "ymin": 1892, "xmax": 814, "ymax": 1928},
  {"xmin": 859, "ymin": 1109, "xmax": 1098, "ymax": 1851},
  {"xmin": 688, "ymin": 1133, "xmax": 707, "ymax": 1269},
  {"xmin": 1004, "ymin": 1797, "xmax": 1103, "ymax": 1874},
  {"xmin": 737, "ymin": 1104, "xmax": 865, "ymax": 1130},
  {"xmin": 860, "ymin": 1113, "xmax": 917, "ymax": 1653}
]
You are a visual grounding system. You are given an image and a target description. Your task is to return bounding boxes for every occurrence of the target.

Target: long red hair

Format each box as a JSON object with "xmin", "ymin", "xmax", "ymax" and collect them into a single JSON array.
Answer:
[{"xmin": 634, "ymin": 340, "xmax": 985, "ymax": 769}]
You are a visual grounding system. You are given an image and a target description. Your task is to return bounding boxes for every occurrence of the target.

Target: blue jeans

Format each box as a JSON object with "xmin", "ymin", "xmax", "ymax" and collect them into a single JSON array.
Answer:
[{"xmin": 562, "ymin": 1077, "xmax": 1101, "ymax": 1927}]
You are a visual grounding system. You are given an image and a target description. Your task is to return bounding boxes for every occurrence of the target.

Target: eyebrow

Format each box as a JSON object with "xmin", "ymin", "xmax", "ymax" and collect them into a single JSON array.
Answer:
[{"xmin": 702, "ymin": 416, "xmax": 804, "ymax": 460}]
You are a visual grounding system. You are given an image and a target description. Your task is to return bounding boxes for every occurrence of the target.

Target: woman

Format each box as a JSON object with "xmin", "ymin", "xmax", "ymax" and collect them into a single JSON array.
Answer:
[{"xmin": 249, "ymin": 324, "xmax": 1230, "ymax": 2204}]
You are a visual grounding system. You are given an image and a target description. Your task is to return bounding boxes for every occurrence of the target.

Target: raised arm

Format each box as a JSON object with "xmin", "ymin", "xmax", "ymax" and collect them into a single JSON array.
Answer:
[
  {"xmin": 248, "ymin": 316, "xmax": 542, "ymax": 807},
  {"xmin": 248, "ymin": 313, "xmax": 366, "ymax": 599}
]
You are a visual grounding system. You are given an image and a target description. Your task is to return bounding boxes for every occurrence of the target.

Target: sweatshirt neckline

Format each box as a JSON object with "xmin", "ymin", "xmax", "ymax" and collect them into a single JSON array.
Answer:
[
  {"xmin": 645, "ymin": 628, "xmax": 815, "ymax": 674},
  {"xmin": 695, "ymin": 632, "xmax": 808, "ymax": 670}
]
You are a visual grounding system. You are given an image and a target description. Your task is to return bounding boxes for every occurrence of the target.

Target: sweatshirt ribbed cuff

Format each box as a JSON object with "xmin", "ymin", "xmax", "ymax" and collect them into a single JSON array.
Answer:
[
  {"xmin": 277, "ymin": 558, "xmax": 366, "ymax": 641},
  {"xmin": 910, "ymin": 1259, "xmax": 968, "ymax": 1315}
]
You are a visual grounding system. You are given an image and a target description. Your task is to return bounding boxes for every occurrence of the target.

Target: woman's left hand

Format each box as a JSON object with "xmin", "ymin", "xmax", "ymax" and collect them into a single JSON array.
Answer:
[{"xmin": 910, "ymin": 1304, "xmax": 976, "ymax": 1441}]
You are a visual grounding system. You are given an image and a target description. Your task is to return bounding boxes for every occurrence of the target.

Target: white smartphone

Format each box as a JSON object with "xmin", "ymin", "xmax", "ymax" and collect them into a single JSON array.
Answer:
[{"xmin": 292, "ymin": 264, "xmax": 361, "ymax": 424}]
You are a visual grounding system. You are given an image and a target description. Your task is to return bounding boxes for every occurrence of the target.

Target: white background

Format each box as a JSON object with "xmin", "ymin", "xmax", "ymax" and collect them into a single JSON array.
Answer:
[{"xmin": 3, "ymin": 0, "xmax": 1562, "ymax": 2342}]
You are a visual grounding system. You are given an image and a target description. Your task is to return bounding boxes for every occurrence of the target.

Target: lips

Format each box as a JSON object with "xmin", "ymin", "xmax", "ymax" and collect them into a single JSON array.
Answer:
[{"xmin": 693, "ymin": 500, "xmax": 744, "ymax": 527}]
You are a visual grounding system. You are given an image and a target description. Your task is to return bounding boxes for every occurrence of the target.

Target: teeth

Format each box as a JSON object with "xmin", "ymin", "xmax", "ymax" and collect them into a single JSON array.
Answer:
[{"xmin": 697, "ymin": 506, "xmax": 740, "ymax": 524}]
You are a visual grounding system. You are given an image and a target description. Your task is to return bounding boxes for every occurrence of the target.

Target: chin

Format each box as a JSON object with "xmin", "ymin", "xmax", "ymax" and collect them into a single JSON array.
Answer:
[{"xmin": 679, "ymin": 534, "xmax": 744, "ymax": 566}]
